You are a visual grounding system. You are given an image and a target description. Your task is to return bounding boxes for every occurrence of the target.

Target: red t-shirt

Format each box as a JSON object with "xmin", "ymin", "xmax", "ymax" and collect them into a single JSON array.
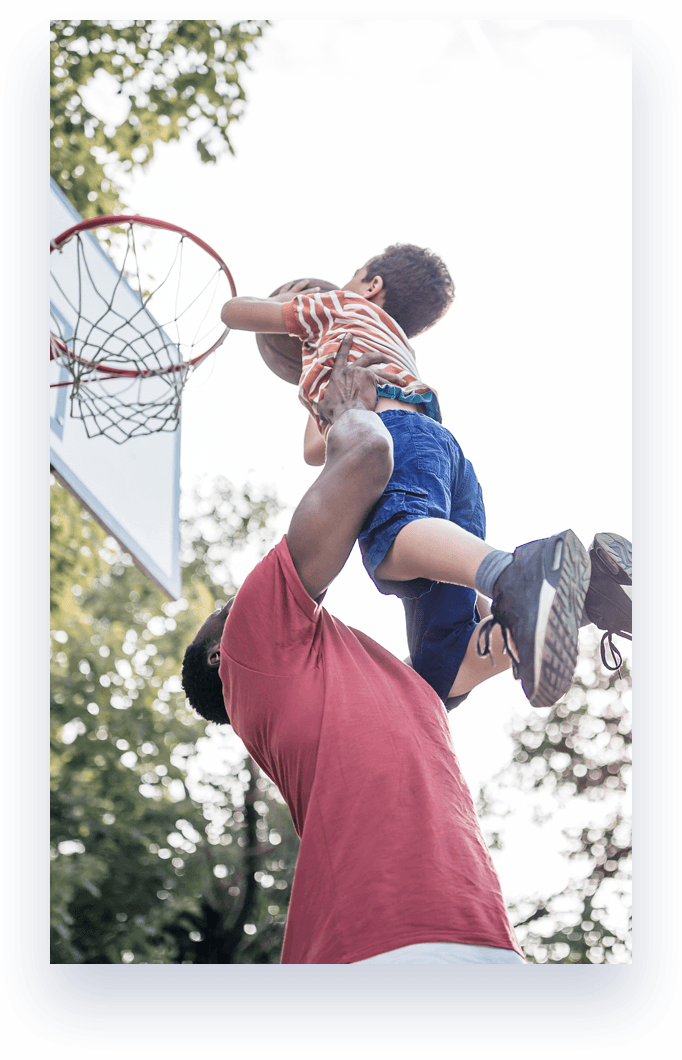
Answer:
[{"xmin": 219, "ymin": 537, "xmax": 521, "ymax": 964}]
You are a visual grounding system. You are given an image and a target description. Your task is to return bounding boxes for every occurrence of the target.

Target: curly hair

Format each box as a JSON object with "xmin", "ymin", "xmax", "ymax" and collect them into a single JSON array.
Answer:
[
  {"xmin": 362, "ymin": 243, "xmax": 454, "ymax": 338},
  {"xmin": 181, "ymin": 637, "xmax": 230, "ymax": 726}
]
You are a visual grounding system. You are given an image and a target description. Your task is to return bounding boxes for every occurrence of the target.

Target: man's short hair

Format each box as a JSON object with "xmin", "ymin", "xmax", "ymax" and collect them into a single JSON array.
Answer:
[
  {"xmin": 181, "ymin": 638, "xmax": 230, "ymax": 726},
  {"xmin": 363, "ymin": 243, "xmax": 454, "ymax": 338}
]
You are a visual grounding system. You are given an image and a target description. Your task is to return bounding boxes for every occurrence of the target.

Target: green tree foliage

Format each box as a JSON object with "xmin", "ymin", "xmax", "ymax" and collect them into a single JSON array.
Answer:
[
  {"xmin": 477, "ymin": 629, "xmax": 632, "ymax": 964},
  {"xmin": 50, "ymin": 19, "xmax": 268, "ymax": 217},
  {"xmin": 50, "ymin": 475, "xmax": 300, "ymax": 963}
]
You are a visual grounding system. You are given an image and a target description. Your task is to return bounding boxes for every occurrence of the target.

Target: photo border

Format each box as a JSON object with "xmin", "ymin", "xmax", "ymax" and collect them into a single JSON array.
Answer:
[{"xmin": 4, "ymin": 4, "xmax": 678, "ymax": 1051}]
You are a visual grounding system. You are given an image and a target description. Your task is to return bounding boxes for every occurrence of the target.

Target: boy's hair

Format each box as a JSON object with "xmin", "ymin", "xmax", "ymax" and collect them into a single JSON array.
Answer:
[
  {"xmin": 181, "ymin": 638, "xmax": 230, "ymax": 726},
  {"xmin": 363, "ymin": 243, "xmax": 454, "ymax": 338}
]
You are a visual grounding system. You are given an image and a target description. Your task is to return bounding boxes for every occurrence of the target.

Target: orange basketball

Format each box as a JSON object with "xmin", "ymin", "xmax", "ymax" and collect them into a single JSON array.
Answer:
[{"xmin": 255, "ymin": 278, "xmax": 339, "ymax": 384}]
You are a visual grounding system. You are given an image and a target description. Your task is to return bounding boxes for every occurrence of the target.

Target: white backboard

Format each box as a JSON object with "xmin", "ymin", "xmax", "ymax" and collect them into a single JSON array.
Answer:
[{"xmin": 50, "ymin": 180, "xmax": 181, "ymax": 599}]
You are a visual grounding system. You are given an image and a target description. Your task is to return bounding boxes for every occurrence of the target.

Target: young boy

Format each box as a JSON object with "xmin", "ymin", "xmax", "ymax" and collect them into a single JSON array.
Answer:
[{"xmin": 220, "ymin": 244, "xmax": 632, "ymax": 710}]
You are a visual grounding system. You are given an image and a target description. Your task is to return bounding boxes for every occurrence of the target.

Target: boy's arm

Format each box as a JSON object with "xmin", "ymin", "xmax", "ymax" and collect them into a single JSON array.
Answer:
[
  {"xmin": 303, "ymin": 413, "xmax": 327, "ymax": 466},
  {"xmin": 221, "ymin": 296, "xmax": 288, "ymax": 333},
  {"xmin": 220, "ymin": 279, "xmax": 321, "ymax": 334}
]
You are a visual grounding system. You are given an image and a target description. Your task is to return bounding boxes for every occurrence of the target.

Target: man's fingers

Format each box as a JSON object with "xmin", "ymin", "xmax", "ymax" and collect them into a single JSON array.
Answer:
[
  {"xmin": 351, "ymin": 350, "xmax": 391, "ymax": 369},
  {"xmin": 331, "ymin": 341, "xmax": 395, "ymax": 385},
  {"xmin": 372, "ymin": 370, "xmax": 398, "ymax": 386},
  {"xmin": 333, "ymin": 332, "xmax": 353, "ymax": 370}
]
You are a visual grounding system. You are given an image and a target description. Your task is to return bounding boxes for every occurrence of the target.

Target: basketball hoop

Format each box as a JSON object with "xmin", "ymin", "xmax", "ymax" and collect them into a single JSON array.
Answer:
[{"xmin": 50, "ymin": 214, "xmax": 236, "ymax": 443}]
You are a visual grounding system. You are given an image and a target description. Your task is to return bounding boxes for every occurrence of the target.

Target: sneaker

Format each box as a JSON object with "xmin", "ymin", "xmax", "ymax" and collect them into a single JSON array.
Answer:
[
  {"xmin": 584, "ymin": 532, "xmax": 632, "ymax": 670},
  {"xmin": 477, "ymin": 529, "xmax": 590, "ymax": 708}
]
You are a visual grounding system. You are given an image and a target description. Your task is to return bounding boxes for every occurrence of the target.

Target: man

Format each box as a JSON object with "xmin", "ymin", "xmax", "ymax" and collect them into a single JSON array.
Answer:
[{"xmin": 181, "ymin": 335, "xmax": 629, "ymax": 964}]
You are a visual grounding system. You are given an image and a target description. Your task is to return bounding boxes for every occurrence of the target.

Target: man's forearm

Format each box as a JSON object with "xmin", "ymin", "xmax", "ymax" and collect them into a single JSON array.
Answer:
[
  {"xmin": 284, "ymin": 334, "xmax": 394, "ymax": 600},
  {"xmin": 220, "ymin": 296, "xmax": 289, "ymax": 333}
]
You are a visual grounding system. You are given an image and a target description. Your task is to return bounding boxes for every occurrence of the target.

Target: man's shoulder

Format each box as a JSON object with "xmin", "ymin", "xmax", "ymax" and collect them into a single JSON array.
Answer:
[
  {"xmin": 221, "ymin": 537, "xmax": 329, "ymax": 677},
  {"xmin": 223, "ymin": 538, "xmax": 320, "ymax": 640}
]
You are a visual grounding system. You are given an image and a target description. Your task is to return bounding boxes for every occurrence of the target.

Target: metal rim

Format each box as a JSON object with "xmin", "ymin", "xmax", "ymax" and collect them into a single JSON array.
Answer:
[{"xmin": 50, "ymin": 214, "xmax": 236, "ymax": 378}]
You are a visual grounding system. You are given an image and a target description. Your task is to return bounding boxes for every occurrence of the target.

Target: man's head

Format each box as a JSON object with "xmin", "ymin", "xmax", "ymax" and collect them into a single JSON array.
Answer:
[
  {"xmin": 343, "ymin": 244, "xmax": 454, "ymax": 339},
  {"xmin": 181, "ymin": 599, "xmax": 234, "ymax": 725}
]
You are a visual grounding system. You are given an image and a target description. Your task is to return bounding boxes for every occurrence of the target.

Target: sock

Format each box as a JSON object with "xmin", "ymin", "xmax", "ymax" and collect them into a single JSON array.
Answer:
[{"xmin": 475, "ymin": 549, "xmax": 513, "ymax": 598}]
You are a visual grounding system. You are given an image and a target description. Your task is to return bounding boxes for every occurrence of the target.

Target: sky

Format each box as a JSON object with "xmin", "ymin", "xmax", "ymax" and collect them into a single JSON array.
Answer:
[{"xmin": 75, "ymin": 18, "xmax": 633, "ymax": 898}]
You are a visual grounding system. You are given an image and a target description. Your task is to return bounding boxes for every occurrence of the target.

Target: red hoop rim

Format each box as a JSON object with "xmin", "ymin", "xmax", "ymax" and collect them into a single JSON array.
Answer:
[{"xmin": 50, "ymin": 213, "xmax": 236, "ymax": 378}]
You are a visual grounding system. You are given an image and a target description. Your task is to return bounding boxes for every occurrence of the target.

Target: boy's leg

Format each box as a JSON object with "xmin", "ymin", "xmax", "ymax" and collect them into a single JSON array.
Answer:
[
  {"xmin": 445, "ymin": 600, "xmax": 512, "ymax": 701},
  {"xmin": 374, "ymin": 418, "xmax": 495, "ymax": 706},
  {"xmin": 445, "ymin": 621, "xmax": 513, "ymax": 702},
  {"xmin": 379, "ymin": 518, "xmax": 590, "ymax": 709},
  {"xmin": 446, "ymin": 530, "xmax": 633, "ymax": 701},
  {"xmin": 357, "ymin": 412, "xmax": 589, "ymax": 709},
  {"xmin": 375, "ymin": 516, "xmax": 493, "ymax": 585}
]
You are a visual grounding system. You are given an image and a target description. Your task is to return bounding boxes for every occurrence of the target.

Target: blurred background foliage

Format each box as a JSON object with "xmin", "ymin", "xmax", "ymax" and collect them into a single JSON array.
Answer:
[
  {"xmin": 477, "ymin": 629, "xmax": 632, "ymax": 964},
  {"xmin": 50, "ymin": 18, "xmax": 269, "ymax": 217},
  {"xmin": 50, "ymin": 475, "xmax": 301, "ymax": 964}
]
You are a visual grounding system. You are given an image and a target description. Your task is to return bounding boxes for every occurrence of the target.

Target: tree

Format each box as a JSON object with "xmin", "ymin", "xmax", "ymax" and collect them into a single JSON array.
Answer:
[
  {"xmin": 49, "ymin": 19, "xmax": 298, "ymax": 963},
  {"xmin": 50, "ymin": 19, "xmax": 269, "ymax": 217},
  {"xmin": 50, "ymin": 475, "xmax": 300, "ymax": 963},
  {"xmin": 476, "ymin": 628, "xmax": 632, "ymax": 964}
]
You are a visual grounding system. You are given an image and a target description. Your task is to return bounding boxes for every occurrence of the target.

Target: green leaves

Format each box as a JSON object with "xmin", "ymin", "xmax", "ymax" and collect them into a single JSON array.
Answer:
[
  {"xmin": 477, "ymin": 628, "xmax": 632, "ymax": 964},
  {"xmin": 50, "ymin": 474, "xmax": 298, "ymax": 963},
  {"xmin": 50, "ymin": 19, "xmax": 268, "ymax": 217}
]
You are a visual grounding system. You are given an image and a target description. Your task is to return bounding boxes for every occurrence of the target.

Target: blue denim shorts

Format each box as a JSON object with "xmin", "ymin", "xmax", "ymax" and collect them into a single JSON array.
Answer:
[{"xmin": 358, "ymin": 411, "xmax": 486, "ymax": 704}]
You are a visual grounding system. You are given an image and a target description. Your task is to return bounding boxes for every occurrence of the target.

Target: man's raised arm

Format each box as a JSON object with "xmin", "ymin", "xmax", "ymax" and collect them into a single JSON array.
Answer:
[{"xmin": 286, "ymin": 334, "xmax": 396, "ymax": 600}]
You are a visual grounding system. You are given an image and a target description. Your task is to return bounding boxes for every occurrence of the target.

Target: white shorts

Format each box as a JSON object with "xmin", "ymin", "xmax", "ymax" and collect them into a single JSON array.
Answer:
[{"xmin": 354, "ymin": 942, "xmax": 525, "ymax": 964}]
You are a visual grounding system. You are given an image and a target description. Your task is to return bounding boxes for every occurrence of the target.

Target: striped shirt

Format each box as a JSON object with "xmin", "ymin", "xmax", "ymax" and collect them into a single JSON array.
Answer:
[{"xmin": 282, "ymin": 291, "xmax": 441, "ymax": 433}]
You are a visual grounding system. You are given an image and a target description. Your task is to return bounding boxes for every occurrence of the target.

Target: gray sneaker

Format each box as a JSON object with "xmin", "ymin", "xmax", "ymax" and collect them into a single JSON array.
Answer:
[
  {"xmin": 477, "ymin": 529, "xmax": 590, "ymax": 708},
  {"xmin": 585, "ymin": 532, "xmax": 632, "ymax": 670}
]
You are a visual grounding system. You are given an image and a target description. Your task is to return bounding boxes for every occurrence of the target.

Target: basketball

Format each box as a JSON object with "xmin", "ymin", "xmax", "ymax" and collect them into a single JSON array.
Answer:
[{"xmin": 255, "ymin": 278, "xmax": 339, "ymax": 384}]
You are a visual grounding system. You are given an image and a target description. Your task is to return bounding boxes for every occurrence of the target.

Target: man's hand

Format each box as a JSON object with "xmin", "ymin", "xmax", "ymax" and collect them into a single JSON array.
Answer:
[{"xmin": 318, "ymin": 333, "xmax": 396, "ymax": 425}]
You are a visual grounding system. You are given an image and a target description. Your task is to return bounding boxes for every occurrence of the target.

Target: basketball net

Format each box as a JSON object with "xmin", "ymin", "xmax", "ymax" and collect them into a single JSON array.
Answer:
[{"xmin": 50, "ymin": 216, "xmax": 236, "ymax": 444}]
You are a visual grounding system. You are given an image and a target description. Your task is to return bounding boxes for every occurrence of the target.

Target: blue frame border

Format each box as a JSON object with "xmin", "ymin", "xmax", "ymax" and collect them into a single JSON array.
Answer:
[{"xmin": 4, "ymin": 10, "xmax": 678, "ymax": 1051}]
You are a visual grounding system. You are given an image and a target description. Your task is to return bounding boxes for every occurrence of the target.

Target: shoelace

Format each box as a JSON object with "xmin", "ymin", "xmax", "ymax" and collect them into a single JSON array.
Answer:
[
  {"xmin": 600, "ymin": 629, "xmax": 631, "ymax": 674},
  {"xmin": 476, "ymin": 613, "xmax": 520, "ymax": 677}
]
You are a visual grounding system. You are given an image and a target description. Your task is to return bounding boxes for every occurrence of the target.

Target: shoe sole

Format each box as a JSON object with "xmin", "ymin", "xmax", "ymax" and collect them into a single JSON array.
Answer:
[
  {"xmin": 530, "ymin": 530, "xmax": 590, "ymax": 708},
  {"xmin": 593, "ymin": 532, "xmax": 632, "ymax": 582},
  {"xmin": 587, "ymin": 531, "xmax": 632, "ymax": 637}
]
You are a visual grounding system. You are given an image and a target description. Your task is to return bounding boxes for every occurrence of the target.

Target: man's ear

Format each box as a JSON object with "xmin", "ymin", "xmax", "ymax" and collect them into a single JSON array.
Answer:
[
  {"xmin": 365, "ymin": 274, "xmax": 384, "ymax": 301},
  {"xmin": 207, "ymin": 643, "xmax": 221, "ymax": 668}
]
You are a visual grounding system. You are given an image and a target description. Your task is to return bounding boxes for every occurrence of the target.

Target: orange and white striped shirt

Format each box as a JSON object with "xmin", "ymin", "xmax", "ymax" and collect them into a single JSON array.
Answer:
[{"xmin": 282, "ymin": 291, "xmax": 441, "ymax": 434}]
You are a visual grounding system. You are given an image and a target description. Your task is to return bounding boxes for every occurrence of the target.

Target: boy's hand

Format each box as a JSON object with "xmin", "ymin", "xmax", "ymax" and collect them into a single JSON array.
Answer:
[
  {"xmin": 269, "ymin": 279, "xmax": 323, "ymax": 303},
  {"xmin": 318, "ymin": 333, "xmax": 396, "ymax": 425}
]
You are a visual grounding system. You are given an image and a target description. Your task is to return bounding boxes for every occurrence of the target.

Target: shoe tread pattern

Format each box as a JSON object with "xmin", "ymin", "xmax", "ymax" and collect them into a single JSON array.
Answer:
[
  {"xmin": 529, "ymin": 531, "xmax": 590, "ymax": 708},
  {"xmin": 595, "ymin": 532, "xmax": 632, "ymax": 579}
]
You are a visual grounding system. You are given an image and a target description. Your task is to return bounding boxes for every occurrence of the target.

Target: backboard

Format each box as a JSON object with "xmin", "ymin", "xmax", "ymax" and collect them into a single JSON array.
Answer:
[{"xmin": 50, "ymin": 180, "xmax": 182, "ymax": 599}]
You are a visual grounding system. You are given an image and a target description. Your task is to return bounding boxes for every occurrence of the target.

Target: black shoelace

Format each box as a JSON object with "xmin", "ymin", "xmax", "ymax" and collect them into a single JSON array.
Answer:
[
  {"xmin": 600, "ymin": 629, "xmax": 631, "ymax": 674},
  {"xmin": 476, "ymin": 613, "xmax": 520, "ymax": 678}
]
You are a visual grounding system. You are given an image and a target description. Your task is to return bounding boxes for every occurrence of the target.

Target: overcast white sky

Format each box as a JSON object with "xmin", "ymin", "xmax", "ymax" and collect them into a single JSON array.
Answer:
[{"xmin": 81, "ymin": 17, "xmax": 633, "ymax": 898}]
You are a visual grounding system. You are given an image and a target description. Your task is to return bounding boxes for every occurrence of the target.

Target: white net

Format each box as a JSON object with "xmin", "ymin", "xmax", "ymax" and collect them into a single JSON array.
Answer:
[{"xmin": 50, "ymin": 219, "xmax": 235, "ymax": 444}]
